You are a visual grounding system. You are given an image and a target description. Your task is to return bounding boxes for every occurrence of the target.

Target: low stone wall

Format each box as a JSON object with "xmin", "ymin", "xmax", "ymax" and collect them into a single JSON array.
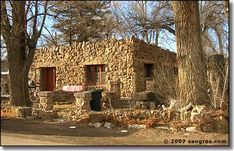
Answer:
[
  {"xmin": 37, "ymin": 91, "xmax": 54, "ymax": 111},
  {"xmin": 74, "ymin": 92, "xmax": 91, "ymax": 112},
  {"xmin": 53, "ymin": 91, "xmax": 75, "ymax": 103},
  {"xmin": 132, "ymin": 91, "xmax": 165, "ymax": 109}
]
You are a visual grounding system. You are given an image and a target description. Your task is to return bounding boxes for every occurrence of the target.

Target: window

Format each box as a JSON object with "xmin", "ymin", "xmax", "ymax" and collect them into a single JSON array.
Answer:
[
  {"xmin": 144, "ymin": 64, "xmax": 154, "ymax": 78},
  {"xmin": 39, "ymin": 67, "xmax": 56, "ymax": 91},
  {"xmin": 86, "ymin": 65, "xmax": 105, "ymax": 85}
]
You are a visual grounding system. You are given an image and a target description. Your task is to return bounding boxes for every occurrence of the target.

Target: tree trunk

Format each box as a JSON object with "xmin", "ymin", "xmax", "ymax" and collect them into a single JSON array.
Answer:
[
  {"xmin": 172, "ymin": 1, "xmax": 209, "ymax": 106},
  {"xmin": 149, "ymin": 30, "xmax": 152, "ymax": 44},
  {"xmin": 6, "ymin": 1, "xmax": 32, "ymax": 106},
  {"xmin": 155, "ymin": 30, "xmax": 159, "ymax": 47},
  {"xmin": 224, "ymin": 1, "xmax": 229, "ymax": 17},
  {"xmin": 8, "ymin": 67, "xmax": 32, "ymax": 106},
  {"xmin": 2, "ymin": 1, "xmax": 47, "ymax": 107}
]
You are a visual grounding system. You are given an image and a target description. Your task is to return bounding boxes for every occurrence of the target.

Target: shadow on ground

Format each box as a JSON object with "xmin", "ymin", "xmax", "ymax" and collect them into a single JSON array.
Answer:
[{"xmin": 1, "ymin": 119, "xmax": 137, "ymax": 137}]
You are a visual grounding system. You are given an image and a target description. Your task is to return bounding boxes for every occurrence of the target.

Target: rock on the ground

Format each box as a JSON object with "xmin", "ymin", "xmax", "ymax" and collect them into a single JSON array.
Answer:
[
  {"xmin": 88, "ymin": 123, "xmax": 93, "ymax": 127},
  {"xmin": 155, "ymin": 126, "xmax": 170, "ymax": 130},
  {"xmin": 93, "ymin": 122, "xmax": 102, "ymax": 128},
  {"xmin": 169, "ymin": 127, "xmax": 177, "ymax": 131},
  {"xmin": 69, "ymin": 126, "xmax": 76, "ymax": 129},
  {"xmin": 88, "ymin": 122, "xmax": 102, "ymax": 128},
  {"xmin": 104, "ymin": 122, "xmax": 114, "ymax": 129},
  {"xmin": 185, "ymin": 127, "xmax": 197, "ymax": 132},
  {"xmin": 128, "ymin": 124, "xmax": 146, "ymax": 129},
  {"xmin": 120, "ymin": 130, "xmax": 128, "ymax": 133}
]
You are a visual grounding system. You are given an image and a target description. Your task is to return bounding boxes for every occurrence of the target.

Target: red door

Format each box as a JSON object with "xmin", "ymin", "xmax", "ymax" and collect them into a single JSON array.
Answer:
[{"xmin": 43, "ymin": 67, "xmax": 56, "ymax": 91}]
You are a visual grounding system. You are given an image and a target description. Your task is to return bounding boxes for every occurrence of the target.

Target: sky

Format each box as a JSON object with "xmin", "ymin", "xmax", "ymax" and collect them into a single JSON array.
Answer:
[{"xmin": 38, "ymin": 1, "xmax": 177, "ymax": 52}]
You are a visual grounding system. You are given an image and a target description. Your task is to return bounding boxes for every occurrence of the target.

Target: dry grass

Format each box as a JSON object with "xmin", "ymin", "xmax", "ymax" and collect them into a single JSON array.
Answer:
[
  {"xmin": 1, "ymin": 108, "xmax": 18, "ymax": 119},
  {"xmin": 1, "ymin": 99, "xmax": 17, "ymax": 119}
]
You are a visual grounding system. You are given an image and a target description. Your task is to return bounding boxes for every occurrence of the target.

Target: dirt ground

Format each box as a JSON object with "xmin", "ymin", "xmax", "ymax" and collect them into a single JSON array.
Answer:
[{"xmin": 1, "ymin": 119, "xmax": 229, "ymax": 146}]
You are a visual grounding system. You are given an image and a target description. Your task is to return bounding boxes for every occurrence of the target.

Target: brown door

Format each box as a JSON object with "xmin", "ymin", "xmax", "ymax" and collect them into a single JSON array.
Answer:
[{"xmin": 43, "ymin": 67, "xmax": 56, "ymax": 91}]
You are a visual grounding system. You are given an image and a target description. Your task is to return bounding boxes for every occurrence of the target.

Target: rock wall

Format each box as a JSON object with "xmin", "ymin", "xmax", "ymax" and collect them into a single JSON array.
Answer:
[
  {"xmin": 131, "ymin": 39, "xmax": 177, "ymax": 93},
  {"xmin": 30, "ymin": 37, "xmax": 177, "ymax": 99},
  {"xmin": 30, "ymin": 38, "xmax": 135, "ymax": 98}
]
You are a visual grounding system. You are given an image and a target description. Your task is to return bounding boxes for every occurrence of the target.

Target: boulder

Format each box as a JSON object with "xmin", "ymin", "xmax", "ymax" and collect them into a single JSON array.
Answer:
[
  {"xmin": 93, "ymin": 122, "xmax": 102, "ymax": 128},
  {"xmin": 104, "ymin": 122, "xmax": 114, "ymax": 129},
  {"xmin": 185, "ymin": 127, "xmax": 197, "ymax": 132}
]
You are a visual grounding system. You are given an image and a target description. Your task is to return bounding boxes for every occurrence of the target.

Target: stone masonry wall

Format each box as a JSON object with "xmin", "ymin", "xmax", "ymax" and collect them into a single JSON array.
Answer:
[
  {"xmin": 30, "ymin": 38, "xmax": 136, "ymax": 97},
  {"xmin": 131, "ymin": 39, "xmax": 177, "ymax": 93},
  {"xmin": 30, "ymin": 37, "xmax": 177, "ymax": 99}
]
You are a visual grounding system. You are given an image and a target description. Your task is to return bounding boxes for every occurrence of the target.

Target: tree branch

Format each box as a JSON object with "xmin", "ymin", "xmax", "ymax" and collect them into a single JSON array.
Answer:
[
  {"xmin": 159, "ymin": 25, "xmax": 175, "ymax": 35},
  {"xmin": 21, "ymin": 46, "xmax": 36, "ymax": 74},
  {"xmin": 36, "ymin": 1, "xmax": 48, "ymax": 40},
  {"xmin": 22, "ymin": 1, "xmax": 48, "ymax": 74},
  {"xmin": 26, "ymin": 13, "xmax": 54, "ymax": 22},
  {"xmin": 32, "ymin": 0, "xmax": 38, "ymax": 40},
  {"xmin": 41, "ymin": 25, "xmax": 59, "ymax": 46},
  {"xmin": 25, "ymin": 0, "xmax": 32, "ymax": 18},
  {"xmin": 1, "ymin": 1, "xmax": 12, "ymax": 45}
]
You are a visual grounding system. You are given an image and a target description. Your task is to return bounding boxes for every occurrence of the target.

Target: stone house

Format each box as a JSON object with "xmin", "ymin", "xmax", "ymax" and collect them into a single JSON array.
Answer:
[{"xmin": 29, "ymin": 37, "xmax": 177, "ymax": 99}]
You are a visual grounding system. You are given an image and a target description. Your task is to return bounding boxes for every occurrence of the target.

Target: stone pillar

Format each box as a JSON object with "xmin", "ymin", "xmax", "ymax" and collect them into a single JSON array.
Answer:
[
  {"xmin": 38, "ymin": 91, "xmax": 54, "ymax": 111},
  {"xmin": 74, "ymin": 91, "xmax": 91, "ymax": 112},
  {"xmin": 110, "ymin": 80, "xmax": 121, "ymax": 100}
]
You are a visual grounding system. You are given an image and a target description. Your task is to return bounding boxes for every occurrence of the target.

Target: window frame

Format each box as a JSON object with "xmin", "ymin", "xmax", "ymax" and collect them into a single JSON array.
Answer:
[
  {"xmin": 144, "ymin": 63, "xmax": 154, "ymax": 79},
  {"xmin": 86, "ymin": 64, "xmax": 105, "ymax": 86}
]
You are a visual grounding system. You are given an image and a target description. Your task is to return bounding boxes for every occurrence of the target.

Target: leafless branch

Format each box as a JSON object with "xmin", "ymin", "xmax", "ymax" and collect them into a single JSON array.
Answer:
[
  {"xmin": 36, "ymin": 1, "xmax": 48, "ymax": 41},
  {"xmin": 1, "ymin": 1, "xmax": 12, "ymax": 44}
]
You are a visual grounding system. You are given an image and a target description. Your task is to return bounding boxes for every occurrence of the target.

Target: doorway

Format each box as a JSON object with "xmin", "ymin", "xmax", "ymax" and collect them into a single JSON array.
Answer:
[{"xmin": 41, "ymin": 67, "xmax": 56, "ymax": 91}]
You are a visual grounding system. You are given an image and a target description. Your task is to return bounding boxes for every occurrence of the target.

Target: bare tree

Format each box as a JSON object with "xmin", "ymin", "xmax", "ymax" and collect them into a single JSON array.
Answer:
[
  {"xmin": 40, "ymin": 26, "xmax": 61, "ymax": 47},
  {"xmin": 172, "ymin": 1, "xmax": 209, "ymax": 106},
  {"xmin": 1, "ymin": 1, "xmax": 50, "ymax": 106},
  {"xmin": 199, "ymin": 1, "xmax": 229, "ymax": 109},
  {"xmin": 111, "ymin": 1, "xmax": 175, "ymax": 46},
  {"xmin": 50, "ymin": 1, "xmax": 112, "ymax": 45},
  {"xmin": 200, "ymin": 1, "xmax": 228, "ymax": 55}
]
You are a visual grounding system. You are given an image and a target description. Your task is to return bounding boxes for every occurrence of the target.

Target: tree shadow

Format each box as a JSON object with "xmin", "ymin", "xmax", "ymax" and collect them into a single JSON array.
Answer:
[{"xmin": 1, "ymin": 119, "xmax": 138, "ymax": 137}]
